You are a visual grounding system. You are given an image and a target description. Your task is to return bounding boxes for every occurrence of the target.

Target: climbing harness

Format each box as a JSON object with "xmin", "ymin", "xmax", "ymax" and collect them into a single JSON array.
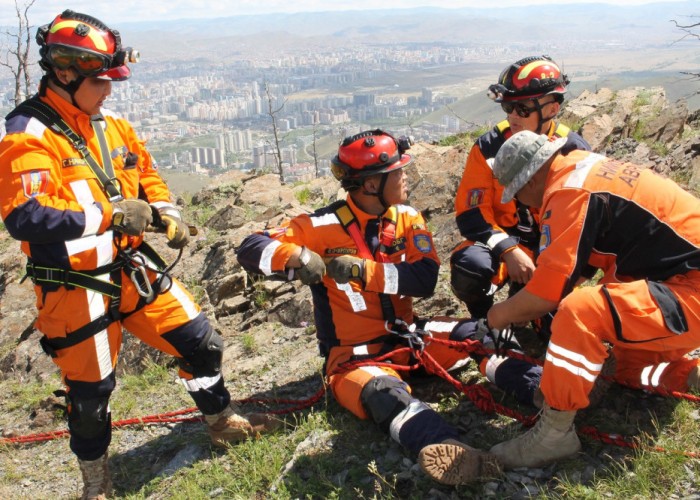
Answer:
[{"xmin": 9, "ymin": 96, "xmax": 182, "ymax": 357}]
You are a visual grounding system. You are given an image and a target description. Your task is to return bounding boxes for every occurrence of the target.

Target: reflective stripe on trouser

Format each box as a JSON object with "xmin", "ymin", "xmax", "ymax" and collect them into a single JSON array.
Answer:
[
  {"xmin": 34, "ymin": 268, "xmax": 229, "ymax": 457},
  {"xmin": 541, "ymin": 275, "xmax": 700, "ymax": 411}
]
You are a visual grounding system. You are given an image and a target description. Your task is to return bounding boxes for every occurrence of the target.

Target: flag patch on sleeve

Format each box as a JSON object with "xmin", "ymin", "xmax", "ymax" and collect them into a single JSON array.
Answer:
[
  {"xmin": 21, "ymin": 170, "xmax": 49, "ymax": 198},
  {"xmin": 539, "ymin": 224, "xmax": 551, "ymax": 253},
  {"xmin": 468, "ymin": 189, "xmax": 484, "ymax": 207}
]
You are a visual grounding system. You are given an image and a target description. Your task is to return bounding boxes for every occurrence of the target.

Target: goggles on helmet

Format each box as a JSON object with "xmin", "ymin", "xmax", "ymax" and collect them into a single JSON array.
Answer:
[{"xmin": 46, "ymin": 44, "xmax": 139, "ymax": 78}]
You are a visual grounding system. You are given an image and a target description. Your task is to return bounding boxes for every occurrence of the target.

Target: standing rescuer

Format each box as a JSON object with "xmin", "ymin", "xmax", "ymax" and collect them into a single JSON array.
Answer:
[
  {"xmin": 486, "ymin": 130, "xmax": 700, "ymax": 469},
  {"xmin": 0, "ymin": 10, "xmax": 278, "ymax": 499},
  {"xmin": 237, "ymin": 129, "xmax": 544, "ymax": 486},
  {"xmin": 450, "ymin": 55, "xmax": 590, "ymax": 333}
]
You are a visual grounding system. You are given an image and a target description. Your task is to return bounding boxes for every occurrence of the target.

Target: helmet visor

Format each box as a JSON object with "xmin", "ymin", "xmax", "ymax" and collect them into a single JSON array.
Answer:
[{"xmin": 48, "ymin": 44, "xmax": 111, "ymax": 77}]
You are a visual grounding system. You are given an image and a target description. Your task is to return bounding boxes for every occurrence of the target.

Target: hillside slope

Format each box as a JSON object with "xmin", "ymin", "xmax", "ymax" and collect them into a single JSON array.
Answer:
[{"xmin": 0, "ymin": 87, "xmax": 699, "ymax": 498}]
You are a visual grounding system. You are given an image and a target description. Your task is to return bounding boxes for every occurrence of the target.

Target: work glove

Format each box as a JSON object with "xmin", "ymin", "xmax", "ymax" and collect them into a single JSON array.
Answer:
[
  {"xmin": 296, "ymin": 247, "xmax": 325, "ymax": 285},
  {"xmin": 161, "ymin": 214, "xmax": 190, "ymax": 249},
  {"xmin": 474, "ymin": 318, "xmax": 520, "ymax": 354},
  {"xmin": 326, "ymin": 256, "xmax": 365, "ymax": 284},
  {"xmin": 111, "ymin": 199, "xmax": 153, "ymax": 236}
]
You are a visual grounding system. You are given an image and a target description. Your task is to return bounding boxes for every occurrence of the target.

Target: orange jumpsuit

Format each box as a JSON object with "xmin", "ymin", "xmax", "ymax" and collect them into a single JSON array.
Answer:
[
  {"xmin": 0, "ymin": 90, "xmax": 230, "ymax": 460},
  {"xmin": 526, "ymin": 150, "xmax": 700, "ymax": 411},
  {"xmin": 238, "ymin": 196, "xmax": 542, "ymax": 453},
  {"xmin": 451, "ymin": 120, "xmax": 589, "ymax": 317}
]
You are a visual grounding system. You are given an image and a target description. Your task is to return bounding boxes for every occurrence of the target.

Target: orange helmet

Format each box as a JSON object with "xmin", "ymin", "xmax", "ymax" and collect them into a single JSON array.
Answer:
[
  {"xmin": 36, "ymin": 10, "xmax": 138, "ymax": 81},
  {"xmin": 331, "ymin": 129, "xmax": 413, "ymax": 190},
  {"xmin": 487, "ymin": 55, "xmax": 568, "ymax": 103}
]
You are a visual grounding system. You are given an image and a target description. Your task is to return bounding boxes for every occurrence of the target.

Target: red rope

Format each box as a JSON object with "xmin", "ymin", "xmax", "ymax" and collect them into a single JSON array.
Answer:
[
  {"xmin": 3, "ymin": 335, "xmax": 699, "ymax": 458},
  {"xmin": 0, "ymin": 388, "xmax": 329, "ymax": 445}
]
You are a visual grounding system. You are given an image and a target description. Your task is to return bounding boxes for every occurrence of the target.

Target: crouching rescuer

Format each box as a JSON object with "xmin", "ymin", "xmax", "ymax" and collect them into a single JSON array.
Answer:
[
  {"xmin": 237, "ymin": 129, "xmax": 543, "ymax": 486},
  {"xmin": 0, "ymin": 10, "xmax": 279, "ymax": 499}
]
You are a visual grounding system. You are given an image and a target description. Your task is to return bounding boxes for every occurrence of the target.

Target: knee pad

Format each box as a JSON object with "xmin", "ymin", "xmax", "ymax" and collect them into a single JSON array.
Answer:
[
  {"xmin": 450, "ymin": 266, "xmax": 494, "ymax": 317},
  {"xmin": 450, "ymin": 265, "xmax": 491, "ymax": 300},
  {"xmin": 179, "ymin": 327, "xmax": 224, "ymax": 378},
  {"xmin": 68, "ymin": 395, "xmax": 111, "ymax": 440},
  {"xmin": 360, "ymin": 376, "xmax": 414, "ymax": 433}
]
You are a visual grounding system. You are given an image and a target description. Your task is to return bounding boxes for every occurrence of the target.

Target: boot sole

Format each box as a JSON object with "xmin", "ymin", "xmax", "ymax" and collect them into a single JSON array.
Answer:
[{"xmin": 418, "ymin": 444, "xmax": 482, "ymax": 485}]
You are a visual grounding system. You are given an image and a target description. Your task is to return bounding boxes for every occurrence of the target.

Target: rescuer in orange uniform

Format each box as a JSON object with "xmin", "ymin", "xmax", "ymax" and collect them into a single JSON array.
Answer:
[
  {"xmin": 0, "ymin": 10, "xmax": 277, "ymax": 499},
  {"xmin": 238, "ymin": 129, "xmax": 545, "ymax": 486},
  {"xmin": 485, "ymin": 130, "xmax": 700, "ymax": 469},
  {"xmin": 451, "ymin": 55, "xmax": 589, "ymax": 326}
]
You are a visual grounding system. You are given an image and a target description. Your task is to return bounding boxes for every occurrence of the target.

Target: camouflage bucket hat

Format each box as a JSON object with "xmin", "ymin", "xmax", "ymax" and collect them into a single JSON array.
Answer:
[{"xmin": 493, "ymin": 130, "xmax": 567, "ymax": 203}]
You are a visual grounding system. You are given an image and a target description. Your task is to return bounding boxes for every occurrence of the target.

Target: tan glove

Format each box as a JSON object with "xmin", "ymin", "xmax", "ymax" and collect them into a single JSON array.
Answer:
[
  {"xmin": 161, "ymin": 214, "xmax": 190, "ymax": 249},
  {"xmin": 111, "ymin": 199, "xmax": 153, "ymax": 236},
  {"xmin": 296, "ymin": 247, "xmax": 325, "ymax": 285},
  {"xmin": 326, "ymin": 256, "xmax": 365, "ymax": 284}
]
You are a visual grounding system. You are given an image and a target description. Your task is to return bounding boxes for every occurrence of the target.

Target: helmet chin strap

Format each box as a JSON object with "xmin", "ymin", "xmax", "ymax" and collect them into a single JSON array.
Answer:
[
  {"xmin": 536, "ymin": 109, "xmax": 557, "ymax": 135},
  {"xmin": 362, "ymin": 173, "xmax": 391, "ymax": 210},
  {"xmin": 48, "ymin": 72, "xmax": 85, "ymax": 108}
]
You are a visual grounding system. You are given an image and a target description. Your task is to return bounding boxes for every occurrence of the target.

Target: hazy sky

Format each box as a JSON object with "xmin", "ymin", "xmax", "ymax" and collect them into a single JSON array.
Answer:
[{"xmin": 0, "ymin": 0, "xmax": 692, "ymax": 26}]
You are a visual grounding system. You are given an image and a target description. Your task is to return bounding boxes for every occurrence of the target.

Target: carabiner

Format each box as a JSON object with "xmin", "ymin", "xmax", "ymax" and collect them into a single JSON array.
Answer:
[{"xmin": 130, "ymin": 264, "xmax": 154, "ymax": 302}]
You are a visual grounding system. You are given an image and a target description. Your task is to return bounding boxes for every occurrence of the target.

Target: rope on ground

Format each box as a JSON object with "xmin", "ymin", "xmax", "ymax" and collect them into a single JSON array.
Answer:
[
  {"xmin": 2, "ymin": 334, "xmax": 699, "ymax": 457},
  {"xmin": 0, "ymin": 387, "xmax": 328, "ymax": 445}
]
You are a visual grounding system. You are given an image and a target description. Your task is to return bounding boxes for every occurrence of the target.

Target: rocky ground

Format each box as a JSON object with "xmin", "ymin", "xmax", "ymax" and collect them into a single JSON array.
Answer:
[{"xmin": 0, "ymin": 86, "xmax": 699, "ymax": 498}]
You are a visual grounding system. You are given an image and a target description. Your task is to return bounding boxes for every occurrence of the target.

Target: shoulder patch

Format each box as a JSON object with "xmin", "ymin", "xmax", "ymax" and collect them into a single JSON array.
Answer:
[
  {"xmin": 21, "ymin": 170, "xmax": 50, "ymax": 198},
  {"xmin": 413, "ymin": 234, "xmax": 432, "ymax": 253},
  {"xmin": 539, "ymin": 224, "xmax": 551, "ymax": 253},
  {"xmin": 468, "ymin": 189, "xmax": 484, "ymax": 207}
]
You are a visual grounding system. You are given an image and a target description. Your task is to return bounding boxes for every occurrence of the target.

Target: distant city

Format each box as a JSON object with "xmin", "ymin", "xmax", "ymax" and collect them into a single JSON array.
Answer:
[
  {"xmin": 105, "ymin": 43, "xmax": 489, "ymax": 183},
  {"xmin": 1, "ymin": 3, "xmax": 698, "ymax": 183}
]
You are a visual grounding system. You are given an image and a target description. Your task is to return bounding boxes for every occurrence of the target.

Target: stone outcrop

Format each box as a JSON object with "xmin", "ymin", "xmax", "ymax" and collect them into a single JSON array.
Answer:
[{"xmin": 0, "ymin": 86, "xmax": 698, "ymax": 385}]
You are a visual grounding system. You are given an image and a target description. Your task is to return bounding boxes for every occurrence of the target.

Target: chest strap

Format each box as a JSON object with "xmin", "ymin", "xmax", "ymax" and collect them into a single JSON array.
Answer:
[{"xmin": 333, "ymin": 200, "xmax": 399, "ymax": 327}]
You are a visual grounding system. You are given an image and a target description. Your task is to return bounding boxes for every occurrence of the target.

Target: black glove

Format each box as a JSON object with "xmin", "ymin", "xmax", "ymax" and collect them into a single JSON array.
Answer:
[
  {"xmin": 326, "ymin": 256, "xmax": 365, "ymax": 284},
  {"xmin": 296, "ymin": 247, "xmax": 325, "ymax": 285},
  {"xmin": 161, "ymin": 214, "xmax": 190, "ymax": 249},
  {"xmin": 111, "ymin": 199, "xmax": 153, "ymax": 236},
  {"xmin": 474, "ymin": 318, "xmax": 519, "ymax": 353}
]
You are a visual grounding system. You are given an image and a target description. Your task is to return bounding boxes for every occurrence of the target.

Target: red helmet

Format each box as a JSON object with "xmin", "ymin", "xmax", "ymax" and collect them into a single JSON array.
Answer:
[
  {"xmin": 36, "ymin": 10, "xmax": 138, "ymax": 81},
  {"xmin": 331, "ymin": 130, "xmax": 413, "ymax": 190},
  {"xmin": 487, "ymin": 55, "xmax": 569, "ymax": 103}
]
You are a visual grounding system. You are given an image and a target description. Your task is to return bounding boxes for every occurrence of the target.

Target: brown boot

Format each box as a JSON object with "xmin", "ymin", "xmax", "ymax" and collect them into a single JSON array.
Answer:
[
  {"xmin": 205, "ymin": 403, "xmax": 281, "ymax": 447},
  {"xmin": 78, "ymin": 452, "xmax": 112, "ymax": 500},
  {"xmin": 489, "ymin": 403, "xmax": 581, "ymax": 469},
  {"xmin": 418, "ymin": 439, "xmax": 502, "ymax": 485}
]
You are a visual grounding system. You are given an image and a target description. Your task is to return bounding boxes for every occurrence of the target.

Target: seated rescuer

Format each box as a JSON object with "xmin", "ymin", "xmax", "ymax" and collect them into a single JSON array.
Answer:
[
  {"xmin": 237, "ymin": 129, "xmax": 543, "ymax": 486},
  {"xmin": 450, "ymin": 55, "xmax": 590, "ymax": 336},
  {"xmin": 0, "ymin": 10, "xmax": 278, "ymax": 499},
  {"xmin": 486, "ymin": 130, "xmax": 700, "ymax": 469}
]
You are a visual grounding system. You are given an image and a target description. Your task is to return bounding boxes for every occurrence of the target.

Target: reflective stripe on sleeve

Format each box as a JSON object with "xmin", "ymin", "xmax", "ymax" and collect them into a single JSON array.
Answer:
[{"xmin": 260, "ymin": 240, "xmax": 282, "ymax": 276}]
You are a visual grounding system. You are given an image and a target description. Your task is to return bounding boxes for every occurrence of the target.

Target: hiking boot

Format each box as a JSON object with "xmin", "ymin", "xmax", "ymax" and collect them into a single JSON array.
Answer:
[
  {"xmin": 78, "ymin": 452, "xmax": 112, "ymax": 500},
  {"xmin": 205, "ymin": 403, "xmax": 281, "ymax": 447},
  {"xmin": 418, "ymin": 438, "xmax": 502, "ymax": 485},
  {"xmin": 687, "ymin": 365, "xmax": 700, "ymax": 391},
  {"xmin": 489, "ymin": 403, "xmax": 580, "ymax": 469}
]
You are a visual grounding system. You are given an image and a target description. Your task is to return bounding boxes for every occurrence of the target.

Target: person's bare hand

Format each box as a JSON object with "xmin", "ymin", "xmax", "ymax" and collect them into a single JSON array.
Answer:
[{"xmin": 502, "ymin": 247, "xmax": 535, "ymax": 284}]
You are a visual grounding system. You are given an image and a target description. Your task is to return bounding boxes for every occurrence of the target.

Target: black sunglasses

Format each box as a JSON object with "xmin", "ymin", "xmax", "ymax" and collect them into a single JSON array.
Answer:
[{"xmin": 501, "ymin": 100, "xmax": 555, "ymax": 118}]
